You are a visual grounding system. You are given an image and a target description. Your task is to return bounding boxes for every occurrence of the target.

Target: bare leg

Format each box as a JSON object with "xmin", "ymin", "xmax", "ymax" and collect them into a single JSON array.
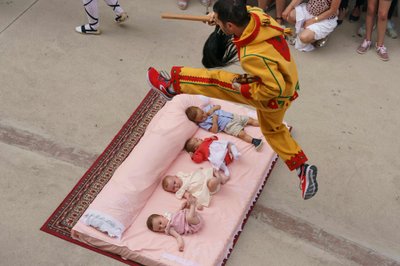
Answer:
[
  {"xmin": 246, "ymin": 117, "xmax": 260, "ymax": 127},
  {"xmin": 186, "ymin": 198, "xmax": 200, "ymax": 225},
  {"xmin": 214, "ymin": 168, "xmax": 230, "ymax": 184},
  {"xmin": 237, "ymin": 130, "xmax": 254, "ymax": 143},
  {"xmin": 365, "ymin": 0, "xmax": 378, "ymax": 41},
  {"xmin": 258, "ymin": 0, "xmax": 268, "ymax": 10},
  {"xmin": 299, "ymin": 29, "xmax": 316, "ymax": 44},
  {"xmin": 284, "ymin": 9, "xmax": 297, "ymax": 25},
  {"xmin": 275, "ymin": 0, "xmax": 286, "ymax": 24},
  {"xmin": 376, "ymin": 0, "xmax": 391, "ymax": 46},
  {"xmin": 207, "ymin": 174, "xmax": 222, "ymax": 192}
]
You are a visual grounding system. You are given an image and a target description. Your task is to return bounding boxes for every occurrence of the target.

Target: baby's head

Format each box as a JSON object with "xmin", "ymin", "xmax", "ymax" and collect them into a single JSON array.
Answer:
[
  {"xmin": 162, "ymin": 175, "xmax": 183, "ymax": 193},
  {"xmin": 185, "ymin": 106, "xmax": 208, "ymax": 123},
  {"xmin": 184, "ymin": 137, "xmax": 203, "ymax": 153},
  {"xmin": 147, "ymin": 214, "xmax": 168, "ymax": 233}
]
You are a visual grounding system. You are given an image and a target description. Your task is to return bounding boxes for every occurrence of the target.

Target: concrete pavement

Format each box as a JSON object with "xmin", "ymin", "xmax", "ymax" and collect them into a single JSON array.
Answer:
[{"xmin": 1, "ymin": 0, "xmax": 399, "ymax": 265}]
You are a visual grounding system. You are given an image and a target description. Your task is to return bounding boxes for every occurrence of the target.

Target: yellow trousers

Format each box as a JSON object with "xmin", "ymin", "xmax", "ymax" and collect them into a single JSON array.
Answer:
[{"xmin": 170, "ymin": 66, "xmax": 307, "ymax": 171}]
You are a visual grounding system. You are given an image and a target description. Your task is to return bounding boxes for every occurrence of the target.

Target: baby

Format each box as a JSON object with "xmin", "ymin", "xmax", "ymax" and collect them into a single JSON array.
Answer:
[
  {"xmin": 184, "ymin": 135, "xmax": 239, "ymax": 176},
  {"xmin": 162, "ymin": 167, "xmax": 229, "ymax": 207},
  {"xmin": 186, "ymin": 104, "xmax": 263, "ymax": 151},
  {"xmin": 146, "ymin": 197, "xmax": 203, "ymax": 252}
]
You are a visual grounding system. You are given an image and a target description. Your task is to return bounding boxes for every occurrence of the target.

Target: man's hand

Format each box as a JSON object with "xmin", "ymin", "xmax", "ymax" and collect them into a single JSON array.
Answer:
[
  {"xmin": 233, "ymin": 74, "xmax": 259, "ymax": 84},
  {"xmin": 205, "ymin": 12, "xmax": 216, "ymax": 26}
]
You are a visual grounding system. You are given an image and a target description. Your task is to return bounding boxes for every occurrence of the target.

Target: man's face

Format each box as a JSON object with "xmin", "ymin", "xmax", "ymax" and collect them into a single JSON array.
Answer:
[{"xmin": 214, "ymin": 13, "xmax": 233, "ymax": 35}]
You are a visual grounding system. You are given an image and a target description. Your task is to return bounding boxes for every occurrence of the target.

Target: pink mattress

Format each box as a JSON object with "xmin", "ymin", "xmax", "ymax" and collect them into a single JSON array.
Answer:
[{"xmin": 71, "ymin": 95, "xmax": 278, "ymax": 266}]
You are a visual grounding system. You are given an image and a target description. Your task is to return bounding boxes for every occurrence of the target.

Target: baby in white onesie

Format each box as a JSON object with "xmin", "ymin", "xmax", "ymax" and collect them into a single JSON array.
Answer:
[{"xmin": 162, "ymin": 168, "xmax": 229, "ymax": 207}]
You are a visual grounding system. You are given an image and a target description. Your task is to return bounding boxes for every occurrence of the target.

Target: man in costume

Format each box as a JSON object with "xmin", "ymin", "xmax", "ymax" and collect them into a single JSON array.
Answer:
[{"xmin": 147, "ymin": 0, "xmax": 318, "ymax": 200}]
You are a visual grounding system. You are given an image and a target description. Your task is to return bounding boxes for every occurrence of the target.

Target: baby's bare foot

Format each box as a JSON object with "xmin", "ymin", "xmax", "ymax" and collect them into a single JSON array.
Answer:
[{"xmin": 216, "ymin": 170, "xmax": 230, "ymax": 184}]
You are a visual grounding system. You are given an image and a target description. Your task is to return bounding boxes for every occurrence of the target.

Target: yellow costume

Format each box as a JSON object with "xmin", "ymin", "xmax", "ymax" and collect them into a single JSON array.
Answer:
[{"xmin": 169, "ymin": 7, "xmax": 307, "ymax": 171}]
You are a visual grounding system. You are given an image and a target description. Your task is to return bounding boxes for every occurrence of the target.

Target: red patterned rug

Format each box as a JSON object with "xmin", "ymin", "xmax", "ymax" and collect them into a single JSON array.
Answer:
[
  {"xmin": 41, "ymin": 90, "xmax": 279, "ymax": 265},
  {"xmin": 41, "ymin": 90, "xmax": 166, "ymax": 265}
]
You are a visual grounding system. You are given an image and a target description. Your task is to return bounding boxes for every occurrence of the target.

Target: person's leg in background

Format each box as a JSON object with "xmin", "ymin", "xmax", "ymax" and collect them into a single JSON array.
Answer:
[
  {"xmin": 103, "ymin": 0, "xmax": 128, "ymax": 23},
  {"xmin": 386, "ymin": 0, "xmax": 397, "ymax": 38},
  {"xmin": 350, "ymin": 0, "xmax": 365, "ymax": 21},
  {"xmin": 375, "ymin": 0, "xmax": 391, "ymax": 60},
  {"xmin": 338, "ymin": 0, "xmax": 349, "ymax": 25},
  {"xmin": 76, "ymin": 0, "xmax": 101, "ymax": 35},
  {"xmin": 275, "ymin": 0, "xmax": 287, "ymax": 25}
]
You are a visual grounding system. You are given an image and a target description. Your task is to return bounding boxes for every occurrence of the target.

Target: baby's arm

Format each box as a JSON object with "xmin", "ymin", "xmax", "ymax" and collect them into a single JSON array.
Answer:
[
  {"xmin": 169, "ymin": 228, "xmax": 184, "ymax": 252},
  {"xmin": 191, "ymin": 151, "xmax": 206, "ymax": 163},
  {"xmin": 209, "ymin": 113, "xmax": 219, "ymax": 133},
  {"xmin": 206, "ymin": 104, "xmax": 221, "ymax": 116}
]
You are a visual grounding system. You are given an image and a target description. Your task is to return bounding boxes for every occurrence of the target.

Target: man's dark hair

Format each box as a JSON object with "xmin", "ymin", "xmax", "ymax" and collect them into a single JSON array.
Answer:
[{"xmin": 213, "ymin": 0, "xmax": 250, "ymax": 27}]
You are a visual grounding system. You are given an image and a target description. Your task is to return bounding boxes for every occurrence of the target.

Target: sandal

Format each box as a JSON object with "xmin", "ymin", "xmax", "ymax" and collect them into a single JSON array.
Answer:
[
  {"xmin": 275, "ymin": 17, "xmax": 283, "ymax": 25},
  {"xmin": 349, "ymin": 6, "xmax": 360, "ymax": 22},
  {"xmin": 177, "ymin": 0, "xmax": 189, "ymax": 10},
  {"xmin": 75, "ymin": 24, "xmax": 101, "ymax": 35}
]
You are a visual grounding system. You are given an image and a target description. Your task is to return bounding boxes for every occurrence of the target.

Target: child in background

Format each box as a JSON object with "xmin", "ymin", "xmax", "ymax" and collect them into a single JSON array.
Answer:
[
  {"xmin": 184, "ymin": 136, "xmax": 240, "ymax": 176},
  {"xmin": 162, "ymin": 167, "xmax": 229, "ymax": 207},
  {"xmin": 146, "ymin": 197, "xmax": 203, "ymax": 252},
  {"xmin": 186, "ymin": 104, "xmax": 263, "ymax": 151},
  {"xmin": 75, "ymin": 0, "xmax": 128, "ymax": 35}
]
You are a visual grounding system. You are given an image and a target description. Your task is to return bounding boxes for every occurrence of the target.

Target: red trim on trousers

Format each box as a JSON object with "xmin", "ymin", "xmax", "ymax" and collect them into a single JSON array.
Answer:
[
  {"xmin": 285, "ymin": 150, "xmax": 308, "ymax": 171},
  {"xmin": 171, "ymin": 66, "xmax": 183, "ymax": 94},
  {"xmin": 172, "ymin": 71, "xmax": 235, "ymax": 92}
]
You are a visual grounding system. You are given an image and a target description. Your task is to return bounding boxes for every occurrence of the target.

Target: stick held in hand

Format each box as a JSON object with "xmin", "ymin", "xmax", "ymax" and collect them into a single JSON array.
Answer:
[{"xmin": 161, "ymin": 13, "xmax": 210, "ymax": 22}]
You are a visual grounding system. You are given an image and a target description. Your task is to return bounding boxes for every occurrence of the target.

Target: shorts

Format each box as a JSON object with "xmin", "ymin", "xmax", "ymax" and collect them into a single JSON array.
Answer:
[
  {"xmin": 223, "ymin": 114, "xmax": 249, "ymax": 136},
  {"xmin": 294, "ymin": 3, "xmax": 337, "ymax": 51}
]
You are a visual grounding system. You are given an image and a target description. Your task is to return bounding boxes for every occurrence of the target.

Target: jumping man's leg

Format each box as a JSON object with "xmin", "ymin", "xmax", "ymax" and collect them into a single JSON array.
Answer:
[
  {"xmin": 148, "ymin": 66, "xmax": 257, "ymax": 106},
  {"xmin": 256, "ymin": 103, "xmax": 318, "ymax": 199}
]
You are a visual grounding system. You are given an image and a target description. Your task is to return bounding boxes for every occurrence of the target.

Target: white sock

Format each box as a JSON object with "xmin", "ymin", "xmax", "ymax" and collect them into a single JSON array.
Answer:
[
  {"xmin": 220, "ymin": 164, "xmax": 230, "ymax": 177},
  {"xmin": 229, "ymin": 143, "xmax": 241, "ymax": 160}
]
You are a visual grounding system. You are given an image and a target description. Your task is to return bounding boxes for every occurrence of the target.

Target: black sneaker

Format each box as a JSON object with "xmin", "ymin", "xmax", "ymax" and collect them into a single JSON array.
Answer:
[
  {"xmin": 251, "ymin": 138, "xmax": 263, "ymax": 151},
  {"xmin": 298, "ymin": 164, "xmax": 318, "ymax": 200}
]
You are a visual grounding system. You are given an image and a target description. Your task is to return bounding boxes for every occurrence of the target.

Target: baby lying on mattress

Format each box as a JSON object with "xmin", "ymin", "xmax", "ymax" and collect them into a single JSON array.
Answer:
[
  {"xmin": 162, "ymin": 167, "xmax": 229, "ymax": 208},
  {"xmin": 185, "ymin": 104, "xmax": 263, "ymax": 151},
  {"xmin": 184, "ymin": 135, "xmax": 240, "ymax": 176},
  {"xmin": 146, "ymin": 197, "xmax": 203, "ymax": 252}
]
